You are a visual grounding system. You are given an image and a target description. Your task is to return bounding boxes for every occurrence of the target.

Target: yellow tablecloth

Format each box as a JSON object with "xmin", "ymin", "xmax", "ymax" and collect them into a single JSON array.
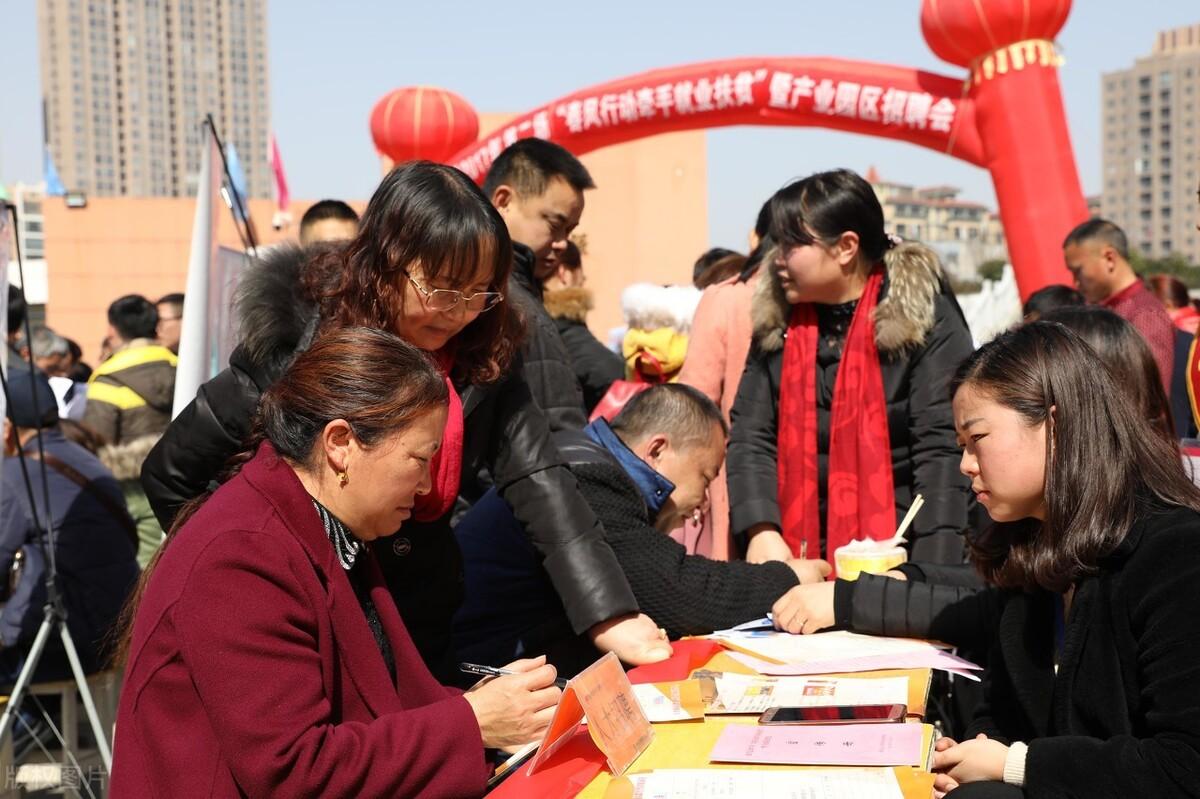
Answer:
[{"xmin": 580, "ymin": 653, "xmax": 937, "ymax": 799}]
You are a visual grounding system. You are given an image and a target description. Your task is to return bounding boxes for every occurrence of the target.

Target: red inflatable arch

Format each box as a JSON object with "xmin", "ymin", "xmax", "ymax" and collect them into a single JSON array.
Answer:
[{"xmin": 436, "ymin": 0, "xmax": 1087, "ymax": 299}]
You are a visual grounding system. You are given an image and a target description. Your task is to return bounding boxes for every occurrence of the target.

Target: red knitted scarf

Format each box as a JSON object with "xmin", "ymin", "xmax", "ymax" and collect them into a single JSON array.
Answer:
[
  {"xmin": 776, "ymin": 267, "xmax": 895, "ymax": 570},
  {"xmin": 411, "ymin": 351, "xmax": 464, "ymax": 522}
]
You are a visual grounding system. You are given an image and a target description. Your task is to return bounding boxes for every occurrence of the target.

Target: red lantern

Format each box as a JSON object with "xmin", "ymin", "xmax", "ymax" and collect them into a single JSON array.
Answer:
[
  {"xmin": 920, "ymin": 0, "xmax": 1084, "ymax": 300},
  {"xmin": 920, "ymin": 0, "xmax": 1072, "ymax": 66},
  {"xmin": 369, "ymin": 86, "xmax": 480, "ymax": 165}
]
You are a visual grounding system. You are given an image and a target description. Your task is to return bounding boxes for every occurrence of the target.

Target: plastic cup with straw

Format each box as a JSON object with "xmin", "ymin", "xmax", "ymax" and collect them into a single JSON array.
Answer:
[{"xmin": 833, "ymin": 494, "xmax": 925, "ymax": 580}]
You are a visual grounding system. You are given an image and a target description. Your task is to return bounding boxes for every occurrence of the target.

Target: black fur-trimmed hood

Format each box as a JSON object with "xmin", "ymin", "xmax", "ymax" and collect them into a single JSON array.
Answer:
[
  {"xmin": 750, "ymin": 243, "xmax": 946, "ymax": 354},
  {"xmin": 234, "ymin": 243, "xmax": 320, "ymax": 372}
]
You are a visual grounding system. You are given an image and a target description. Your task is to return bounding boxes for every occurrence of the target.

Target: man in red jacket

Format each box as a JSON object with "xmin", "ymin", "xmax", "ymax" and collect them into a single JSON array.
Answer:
[{"xmin": 1063, "ymin": 218, "xmax": 1174, "ymax": 393}]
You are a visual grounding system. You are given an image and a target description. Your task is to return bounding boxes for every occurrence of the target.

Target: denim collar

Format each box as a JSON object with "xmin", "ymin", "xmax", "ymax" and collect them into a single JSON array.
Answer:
[{"xmin": 585, "ymin": 418, "xmax": 675, "ymax": 517}]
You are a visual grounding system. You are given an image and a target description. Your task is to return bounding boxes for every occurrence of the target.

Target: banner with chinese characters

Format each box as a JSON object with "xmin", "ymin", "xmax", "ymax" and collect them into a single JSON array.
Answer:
[{"xmin": 452, "ymin": 57, "xmax": 984, "ymax": 180}]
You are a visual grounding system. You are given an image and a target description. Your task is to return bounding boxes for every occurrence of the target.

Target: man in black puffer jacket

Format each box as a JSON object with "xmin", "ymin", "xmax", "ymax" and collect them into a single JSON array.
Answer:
[
  {"xmin": 482, "ymin": 139, "xmax": 593, "ymax": 434},
  {"xmin": 453, "ymin": 384, "xmax": 825, "ymax": 678}
]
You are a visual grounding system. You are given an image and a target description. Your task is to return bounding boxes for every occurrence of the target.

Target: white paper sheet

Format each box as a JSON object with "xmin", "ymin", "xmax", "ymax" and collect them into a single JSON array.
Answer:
[
  {"xmin": 711, "ymin": 630, "xmax": 948, "ymax": 663},
  {"xmin": 631, "ymin": 683, "xmax": 701, "ymax": 722},
  {"xmin": 614, "ymin": 767, "xmax": 904, "ymax": 799},
  {"xmin": 723, "ymin": 649, "xmax": 981, "ymax": 681},
  {"xmin": 709, "ymin": 673, "xmax": 909, "ymax": 715}
]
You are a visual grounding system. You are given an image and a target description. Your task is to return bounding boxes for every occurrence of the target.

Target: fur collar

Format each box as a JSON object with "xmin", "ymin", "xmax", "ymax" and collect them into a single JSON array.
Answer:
[
  {"xmin": 234, "ymin": 243, "xmax": 319, "ymax": 371},
  {"xmin": 621, "ymin": 283, "xmax": 702, "ymax": 333},
  {"xmin": 543, "ymin": 286, "xmax": 593, "ymax": 323},
  {"xmin": 750, "ymin": 244, "xmax": 945, "ymax": 354},
  {"xmin": 98, "ymin": 433, "xmax": 161, "ymax": 481}
]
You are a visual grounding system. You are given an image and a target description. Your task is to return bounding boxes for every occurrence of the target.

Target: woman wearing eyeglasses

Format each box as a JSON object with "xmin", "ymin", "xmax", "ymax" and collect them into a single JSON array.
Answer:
[{"xmin": 141, "ymin": 161, "xmax": 669, "ymax": 680}]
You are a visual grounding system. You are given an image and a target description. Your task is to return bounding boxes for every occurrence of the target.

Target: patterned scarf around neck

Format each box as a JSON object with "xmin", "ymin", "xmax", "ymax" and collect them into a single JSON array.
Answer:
[
  {"xmin": 775, "ymin": 266, "xmax": 896, "ymax": 575},
  {"xmin": 312, "ymin": 498, "xmax": 361, "ymax": 570}
]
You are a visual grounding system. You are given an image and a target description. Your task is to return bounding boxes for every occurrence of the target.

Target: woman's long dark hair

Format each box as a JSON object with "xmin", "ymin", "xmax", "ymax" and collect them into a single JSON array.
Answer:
[
  {"xmin": 1042, "ymin": 306, "xmax": 1175, "ymax": 441},
  {"xmin": 303, "ymin": 160, "xmax": 525, "ymax": 384},
  {"xmin": 952, "ymin": 321, "xmax": 1200, "ymax": 592},
  {"xmin": 111, "ymin": 327, "xmax": 449, "ymax": 666}
]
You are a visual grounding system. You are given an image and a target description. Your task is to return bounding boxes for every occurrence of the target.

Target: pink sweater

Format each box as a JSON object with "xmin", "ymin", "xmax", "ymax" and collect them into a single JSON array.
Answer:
[{"xmin": 676, "ymin": 274, "xmax": 759, "ymax": 560}]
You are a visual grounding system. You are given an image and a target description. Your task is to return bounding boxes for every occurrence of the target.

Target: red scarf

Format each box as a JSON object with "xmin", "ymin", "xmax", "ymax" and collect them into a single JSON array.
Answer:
[
  {"xmin": 412, "ymin": 351, "xmax": 464, "ymax": 522},
  {"xmin": 776, "ymin": 267, "xmax": 895, "ymax": 572}
]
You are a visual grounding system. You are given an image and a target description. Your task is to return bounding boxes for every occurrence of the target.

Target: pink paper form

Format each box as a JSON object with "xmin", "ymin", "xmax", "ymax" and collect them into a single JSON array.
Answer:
[{"xmin": 709, "ymin": 722, "xmax": 925, "ymax": 767}]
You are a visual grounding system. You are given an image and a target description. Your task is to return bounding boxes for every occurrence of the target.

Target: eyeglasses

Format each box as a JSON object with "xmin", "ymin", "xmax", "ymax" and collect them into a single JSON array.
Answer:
[{"xmin": 406, "ymin": 273, "xmax": 504, "ymax": 313}]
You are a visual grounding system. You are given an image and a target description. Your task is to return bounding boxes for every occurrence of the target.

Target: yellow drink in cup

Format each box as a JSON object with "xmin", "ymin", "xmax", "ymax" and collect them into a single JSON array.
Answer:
[{"xmin": 834, "ymin": 539, "xmax": 908, "ymax": 581}]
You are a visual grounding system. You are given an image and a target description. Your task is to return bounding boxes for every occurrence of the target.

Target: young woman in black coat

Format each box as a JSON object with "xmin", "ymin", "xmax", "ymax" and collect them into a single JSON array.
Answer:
[
  {"xmin": 931, "ymin": 321, "xmax": 1200, "ymax": 798},
  {"xmin": 727, "ymin": 168, "xmax": 974, "ymax": 570},
  {"xmin": 140, "ymin": 161, "xmax": 669, "ymax": 677},
  {"xmin": 771, "ymin": 306, "xmax": 1181, "ymax": 651}
]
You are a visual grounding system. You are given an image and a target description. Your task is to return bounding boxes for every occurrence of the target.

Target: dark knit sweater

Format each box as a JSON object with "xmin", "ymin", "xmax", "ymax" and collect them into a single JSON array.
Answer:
[{"xmin": 570, "ymin": 458, "xmax": 799, "ymax": 639}]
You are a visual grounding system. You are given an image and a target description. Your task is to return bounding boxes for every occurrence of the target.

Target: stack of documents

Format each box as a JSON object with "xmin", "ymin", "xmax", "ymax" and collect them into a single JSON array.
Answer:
[{"xmin": 710, "ymin": 629, "xmax": 981, "ymax": 679}]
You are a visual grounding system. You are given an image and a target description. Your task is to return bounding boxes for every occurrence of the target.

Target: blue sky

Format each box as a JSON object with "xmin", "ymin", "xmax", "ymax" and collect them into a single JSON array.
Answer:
[{"xmin": 2, "ymin": 1, "xmax": 1198, "ymax": 248}]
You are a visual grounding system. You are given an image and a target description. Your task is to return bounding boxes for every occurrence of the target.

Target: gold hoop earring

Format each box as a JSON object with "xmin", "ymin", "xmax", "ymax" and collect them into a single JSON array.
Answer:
[{"xmin": 338, "ymin": 471, "xmax": 348, "ymax": 488}]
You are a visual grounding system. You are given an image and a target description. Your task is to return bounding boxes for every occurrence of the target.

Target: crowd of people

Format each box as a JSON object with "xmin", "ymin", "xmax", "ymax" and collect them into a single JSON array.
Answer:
[{"xmin": 2, "ymin": 138, "xmax": 1200, "ymax": 797}]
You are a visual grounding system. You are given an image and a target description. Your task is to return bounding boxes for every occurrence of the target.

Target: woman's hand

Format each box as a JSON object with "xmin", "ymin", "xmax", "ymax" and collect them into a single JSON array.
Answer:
[
  {"xmin": 463, "ymin": 655, "xmax": 561, "ymax": 750},
  {"xmin": 587, "ymin": 612, "xmax": 672, "ymax": 665},
  {"xmin": 772, "ymin": 582, "xmax": 836, "ymax": 634},
  {"xmin": 746, "ymin": 527, "xmax": 792, "ymax": 564},
  {"xmin": 786, "ymin": 558, "xmax": 833, "ymax": 585},
  {"xmin": 932, "ymin": 733, "xmax": 1008, "ymax": 793},
  {"xmin": 931, "ymin": 736, "xmax": 960, "ymax": 798}
]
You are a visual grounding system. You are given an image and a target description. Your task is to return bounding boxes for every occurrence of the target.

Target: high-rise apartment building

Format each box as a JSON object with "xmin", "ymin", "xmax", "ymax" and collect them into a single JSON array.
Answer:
[
  {"xmin": 1102, "ymin": 23, "xmax": 1200, "ymax": 265},
  {"xmin": 37, "ymin": 0, "xmax": 270, "ymax": 198}
]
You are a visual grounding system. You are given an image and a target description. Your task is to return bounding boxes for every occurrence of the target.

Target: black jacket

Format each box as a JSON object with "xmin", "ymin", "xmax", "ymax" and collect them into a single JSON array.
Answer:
[
  {"xmin": 965, "ymin": 505, "xmax": 1200, "ymax": 798},
  {"xmin": 555, "ymin": 428, "xmax": 800, "ymax": 638},
  {"xmin": 0, "ymin": 429, "xmax": 140, "ymax": 677},
  {"xmin": 544, "ymin": 287, "xmax": 624, "ymax": 413},
  {"xmin": 139, "ymin": 245, "xmax": 637, "ymax": 673},
  {"xmin": 833, "ymin": 562, "xmax": 991, "ymax": 652},
  {"xmin": 508, "ymin": 244, "xmax": 588, "ymax": 431},
  {"xmin": 727, "ymin": 251, "xmax": 975, "ymax": 563}
]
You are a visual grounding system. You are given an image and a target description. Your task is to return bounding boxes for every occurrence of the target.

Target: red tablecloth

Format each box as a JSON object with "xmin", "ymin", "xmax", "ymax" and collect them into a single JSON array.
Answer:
[{"xmin": 487, "ymin": 640, "xmax": 726, "ymax": 798}]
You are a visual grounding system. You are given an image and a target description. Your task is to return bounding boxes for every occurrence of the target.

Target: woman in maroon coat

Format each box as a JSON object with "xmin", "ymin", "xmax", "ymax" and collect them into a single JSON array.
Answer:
[{"xmin": 111, "ymin": 328, "xmax": 561, "ymax": 798}]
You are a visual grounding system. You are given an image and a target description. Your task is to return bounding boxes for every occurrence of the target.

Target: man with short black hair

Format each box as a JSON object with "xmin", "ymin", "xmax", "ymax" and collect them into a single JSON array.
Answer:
[
  {"xmin": 84, "ymin": 294, "xmax": 177, "ymax": 446},
  {"xmin": 483, "ymin": 139, "xmax": 595, "ymax": 432},
  {"xmin": 1063, "ymin": 218, "xmax": 1174, "ymax": 391},
  {"xmin": 453, "ymin": 384, "xmax": 825, "ymax": 675},
  {"xmin": 155, "ymin": 292, "xmax": 185, "ymax": 354},
  {"xmin": 298, "ymin": 199, "xmax": 359, "ymax": 246}
]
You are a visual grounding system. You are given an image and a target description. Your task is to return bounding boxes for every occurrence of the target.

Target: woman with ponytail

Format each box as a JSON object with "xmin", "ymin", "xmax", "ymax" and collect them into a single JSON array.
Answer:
[
  {"xmin": 112, "ymin": 329, "xmax": 561, "ymax": 798},
  {"xmin": 727, "ymin": 169, "xmax": 974, "ymax": 575}
]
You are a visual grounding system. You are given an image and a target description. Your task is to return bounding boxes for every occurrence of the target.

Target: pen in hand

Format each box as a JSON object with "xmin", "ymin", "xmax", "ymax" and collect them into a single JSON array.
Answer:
[{"xmin": 459, "ymin": 661, "xmax": 569, "ymax": 690}]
